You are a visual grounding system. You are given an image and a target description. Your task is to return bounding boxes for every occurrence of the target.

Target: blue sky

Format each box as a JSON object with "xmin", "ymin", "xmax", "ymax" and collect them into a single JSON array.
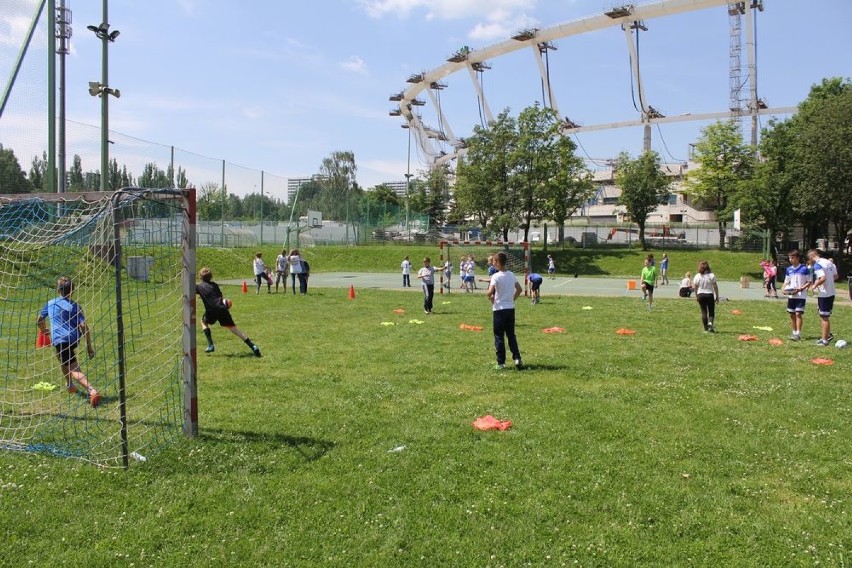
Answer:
[{"xmin": 1, "ymin": 0, "xmax": 850, "ymax": 201}]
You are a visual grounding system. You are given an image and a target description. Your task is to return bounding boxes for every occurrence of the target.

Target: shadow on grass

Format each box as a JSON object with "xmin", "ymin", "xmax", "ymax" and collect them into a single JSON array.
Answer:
[{"xmin": 199, "ymin": 427, "xmax": 335, "ymax": 462}]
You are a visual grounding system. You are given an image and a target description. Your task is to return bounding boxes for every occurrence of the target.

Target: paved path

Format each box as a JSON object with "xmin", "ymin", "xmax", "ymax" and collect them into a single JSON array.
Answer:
[{"xmin": 228, "ymin": 272, "xmax": 779, "ymax": 302}]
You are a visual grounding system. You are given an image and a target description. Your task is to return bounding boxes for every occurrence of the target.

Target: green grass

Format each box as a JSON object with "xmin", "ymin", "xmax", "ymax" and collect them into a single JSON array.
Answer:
[
  {"xmin": 1, "ymin": 285, "xmax": 849, "ymax": 566},
  {"xmin": 197, "ymin": 244, "xmax": 781, "ymax": 283}
]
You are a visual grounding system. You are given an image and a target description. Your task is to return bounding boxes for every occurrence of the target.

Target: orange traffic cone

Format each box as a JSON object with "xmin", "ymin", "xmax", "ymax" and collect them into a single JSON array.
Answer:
[
  {"xmin": 348, "ymin": 284, "xmax": 356, "ymax": 300},
  {"xmin": 242, "ymin": 280, "xmax": 248, "ymax": 294},
  {"xmin": 36, "ymin": 330, "xmax": 51, "ymax": 348}
]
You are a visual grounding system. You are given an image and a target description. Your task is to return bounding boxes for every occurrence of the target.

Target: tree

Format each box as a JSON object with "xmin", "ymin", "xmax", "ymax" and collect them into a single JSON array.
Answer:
[
  {"xmin": 68, "ymin": 154, "xmax": 85, "ymax": 191},
  {"xmin": 29, "ymin": 152, "xmax": 47, "ymax": 191},
  {"xmin": 418, "ymin": 164, "xmax": 451, "ymax": 228},
  {"xmin": 454, "ymin": 109, "xmax": 517, "ymax": 238},
  {"xmin": 137, "ymin": 162, "xmax": 172, "ymax": 189},
  {"xmin": 318, "ymin": 150, "xmax": 357, "ymax": 221},
  {"xmin": 685, "ymin": 121, "xmax": 754, "ymax": 248},
  {"xmin": 0, "ymin": 145, "xmax": 34, "ymax": 194},
  {"xmin": 543, "ymin": 140, "xmax": 593, "ymax": 245},
  {"xmin": 175, "ymin": 167, "xmax": 189, "ymax": 189},
  {"xmin": 510, "ymin": 104, "xmax": 559, "ymax": 241},
  {"xmin": 197, "ymin": 182, "xmax": 226, "ymax": 221},
  {"xmin": 791, "ymin": 78, "xmax": 851, "ymax": 264},
  {"xmin": 734, "ymin": 118, "xmax": 797, "ymax": 251},
  {"xmin": 615, "ymin": 150, "xmax": 672, "ymax": 250}
]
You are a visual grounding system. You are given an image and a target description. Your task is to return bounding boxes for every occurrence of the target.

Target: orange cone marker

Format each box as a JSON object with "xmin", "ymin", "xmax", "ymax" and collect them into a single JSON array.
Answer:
[
  {"xmin": 348, "ymin": 284, "xmax": 356, "ymax": 299},
  {"xmin": 242, "ymin": 280, "xmax": 248, "ymax": 294}
]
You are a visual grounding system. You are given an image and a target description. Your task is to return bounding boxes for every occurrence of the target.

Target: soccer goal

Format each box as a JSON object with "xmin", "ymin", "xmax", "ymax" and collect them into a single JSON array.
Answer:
[
  {"xmin": 0, "ymin": 188, "xmax": 197, "ymax": 467},
  {"xmin": 438, "ymin": 240, "xmax": 530, "ymax": 295}
]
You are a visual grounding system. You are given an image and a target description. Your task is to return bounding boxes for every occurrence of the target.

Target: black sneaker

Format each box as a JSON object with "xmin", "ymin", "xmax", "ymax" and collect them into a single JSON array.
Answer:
[
  {"xmin": 513, "ymin": 359, "xmax": 524, "ymax": 370},
  {"xmin": 205, "ymin": 345, "xmax": 215, "ymax": 353},
  {"xmin": 252, "ymin": 345, "xmax": 262, "ymax": 357}
]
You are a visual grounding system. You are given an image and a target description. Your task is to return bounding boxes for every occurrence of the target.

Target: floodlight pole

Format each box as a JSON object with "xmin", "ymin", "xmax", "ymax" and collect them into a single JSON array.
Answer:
[
  {"xmin": 98, "ymin": 0, "xmax": 109, "ymax": 190},
  {"xmin": 405, "ymin": 127, "xmax": 412, "ymax": 242}
]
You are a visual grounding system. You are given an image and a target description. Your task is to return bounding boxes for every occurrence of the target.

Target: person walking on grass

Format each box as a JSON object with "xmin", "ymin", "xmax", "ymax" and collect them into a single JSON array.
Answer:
[
  {"xmin": 660, "ymin": 253, "xmax": 669, "ymax": 285},
  {"xmin": 401, "ymin": 255, "xmax": 411, "ymax": 288},
  {"xmin": 253, "ymin": 251, "xmax": 272, "ymax": 294},
  {"xmin": 417, "ymin": 257, "xmax": 436, "ymax": 314},
  {"xmin": 760, "ymin": 258, "xmax": 778, "ymax": 298},
  {"xmin": 782, "ymin": 249, "xmax": 810, "ymax": 342},
  {"xmin": 487, "ymin": 252, "xmax": 523, "ymax": 370},
  {"xmin": 640, "ymin": 255, "xmax": 658, "ymax": 310},
  {"xmin": 196, "ymin": 267, "xmax": 261, "ymax": 357},
  {"xmin": 692, "ymin": 261, "xmax": 719, "ymax": 332},
  {"xmin": 807, "ymin": 249, "xmax": 838, "ymax": 346},
  {"xmin": 37, "ymin": 277, "xmax": 100, "ymax": 407}
]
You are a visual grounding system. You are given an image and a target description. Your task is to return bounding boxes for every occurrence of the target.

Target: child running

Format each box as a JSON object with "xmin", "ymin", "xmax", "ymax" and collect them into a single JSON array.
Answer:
[
  {"xmin": 37, "ymin": 277, "xmax": 101, "ymax": 407},
  {"xmin": 196, "ymin": 267, "xmax": 262, "ymax": 357},
  {"xmin": 640, "ymin": 255, "xmax": 658, "ymax": 310},
  {"xmin": 487, "ymin": 252, "xmax": 523, "ymax": 370}
]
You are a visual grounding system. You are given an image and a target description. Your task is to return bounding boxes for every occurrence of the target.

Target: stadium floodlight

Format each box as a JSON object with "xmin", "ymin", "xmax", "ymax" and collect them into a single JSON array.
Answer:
[{"xmin": 88, "ymin": 81, "xmax": 103, "ymax": 96}]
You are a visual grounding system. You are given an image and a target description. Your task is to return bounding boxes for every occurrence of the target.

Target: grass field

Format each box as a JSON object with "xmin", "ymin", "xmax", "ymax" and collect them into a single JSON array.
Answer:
[{"xmin": 1, "ymin": 278, "xmax": 849, "ymax": 566}]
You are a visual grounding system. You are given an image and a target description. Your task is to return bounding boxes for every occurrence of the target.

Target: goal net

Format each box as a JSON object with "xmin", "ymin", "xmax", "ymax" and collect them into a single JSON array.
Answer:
[
  {"xmin": 439, "ymin": 240, "xmax": 530, "ymax": 295},
  {"xmin": 0, "ymin": 188, "xmax": 196, "ymax": 467}
]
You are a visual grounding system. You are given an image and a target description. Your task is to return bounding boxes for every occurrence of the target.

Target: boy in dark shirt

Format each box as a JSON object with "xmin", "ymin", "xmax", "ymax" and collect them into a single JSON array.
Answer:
[{"xmin": 196, "ymin": 267, "xmax": 261, "ymax": 357}]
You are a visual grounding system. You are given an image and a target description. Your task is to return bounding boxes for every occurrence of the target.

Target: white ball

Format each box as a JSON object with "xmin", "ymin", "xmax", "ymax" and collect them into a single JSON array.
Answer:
[{"xmin": 835, "ymin": 340, "xmax": 847, "ymax": 349}]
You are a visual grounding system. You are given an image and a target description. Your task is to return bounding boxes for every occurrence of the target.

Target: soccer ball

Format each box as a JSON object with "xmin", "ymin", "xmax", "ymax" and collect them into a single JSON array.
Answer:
[
  {"xmin": 835, "ymin": 340, "xmax": 848, "ymax": 349},
  {"xmin": 222, "ymin": 298, "xmax": 233, "ymax": 309}
]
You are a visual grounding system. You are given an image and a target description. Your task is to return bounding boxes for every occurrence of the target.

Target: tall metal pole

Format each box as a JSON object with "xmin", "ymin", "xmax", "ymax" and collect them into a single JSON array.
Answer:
[
  {"xmin": 260, "ymin": 172, "xmax": 265, "ymax": 245},
  {"xmin": 56, "ymin": 0, "xmax": 70, "ymax": 194},
  {"xmin": 99, "ymin": 0, "xmax": 109, "ymax": 191},
  {"xmin": 220, "ymin": 160, "xmax": 226, "ymax": 246},
  {"xmin": 47, "ymin": 0, "xmax": 56, "ymax": 192},
  {"xmin": 405, "ymin": 127, "xmax": 412, "ymax": 242}
]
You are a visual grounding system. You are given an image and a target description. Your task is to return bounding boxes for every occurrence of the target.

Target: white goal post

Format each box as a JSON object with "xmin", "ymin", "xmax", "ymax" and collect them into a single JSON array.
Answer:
[{"xmin": 438, "ymin": 240, "xmax": 530, "ymax": 296}]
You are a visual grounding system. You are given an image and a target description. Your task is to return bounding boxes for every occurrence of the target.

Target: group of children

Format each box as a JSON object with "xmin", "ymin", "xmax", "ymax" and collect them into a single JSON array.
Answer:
[
  {"xmin": 252, "ymin": 249, "xmax": 310, "ymax": 295},
  {"xmin": 654, "ymin": 249, "xmax": 840, "ymax": 344}
]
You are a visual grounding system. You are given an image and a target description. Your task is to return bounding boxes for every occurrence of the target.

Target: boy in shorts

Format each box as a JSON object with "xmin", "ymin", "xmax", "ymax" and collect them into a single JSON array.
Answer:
[
  {"xmin": 782, "ymin": 250, "xmax": 810, "ymax": 341},
  {"xmin": 37, "ymin": 277, "xmax": 100, "ymax": 407},
  {"xmin": 196, "ymin": 267, "xmax": 261, "ymax": 356}
]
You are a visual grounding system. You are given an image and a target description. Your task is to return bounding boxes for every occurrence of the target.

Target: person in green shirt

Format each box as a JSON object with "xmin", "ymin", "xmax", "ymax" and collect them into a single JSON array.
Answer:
[{"xmin": 640, "ymin": 255, "xmax": 659, "ymax": 310}]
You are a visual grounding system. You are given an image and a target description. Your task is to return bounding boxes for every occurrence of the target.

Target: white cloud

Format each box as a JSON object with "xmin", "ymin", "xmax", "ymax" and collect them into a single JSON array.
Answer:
[
  {"xmin": 469, "ymin": 12, "xmax": 539, "ymax": 41},
  {"xmin": 242, "ymin": 106, "xmax": 265, "ymax": 120},
  {"xmin": 339, "ymin": 55, "xmax": 369, "ymax": 75}
]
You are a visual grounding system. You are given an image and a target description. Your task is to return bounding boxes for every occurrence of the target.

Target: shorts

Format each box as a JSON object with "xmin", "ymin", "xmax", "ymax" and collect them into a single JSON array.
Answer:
[
  {"xmin": 547, "ymin": 267, "xmax": 555, "ymax": 274},
  {"xmin": 786, "ymin": 298, "xmax": 806, "ymax": 313},
  {"xmin": 530, "ymin": 279, "xmax": 542, "ymax": 291},
  {"xmin": 203, "ymin": 308, "xmax": 236, "ymax": 327},
  {"xmin": 643, "ymin": 283, "xmax": 655, "ymax": 294},
  {"xmin": 817, "ymin": 296, "xmax": 835, "ymax": 317},
  {"xmin": 54, "ymin": 342, "xmax": 78, "ymax": 367}
]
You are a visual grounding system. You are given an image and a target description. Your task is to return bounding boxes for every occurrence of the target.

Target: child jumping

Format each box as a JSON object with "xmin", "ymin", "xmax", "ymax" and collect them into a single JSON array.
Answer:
[
  {"xmin": 37, "ymin": 277, "xmax": 100, "ymax": 407},
  {"xmin": 196, "ymin": 267, "xmax": 261, "ymax": 356}
]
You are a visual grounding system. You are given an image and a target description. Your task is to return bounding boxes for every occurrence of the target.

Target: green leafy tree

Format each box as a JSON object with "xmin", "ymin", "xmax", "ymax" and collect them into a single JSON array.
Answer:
[
  {"xmin": 0, "ymin": 144, "xmax": 34, "ymax": 194},
  {"xmin": 318, "ymin": 150, "xmax": 358, "ymax": 221},
  {"xmin": 685, "ymin": 121, "xmax": 754, "ymax": 248},
  {"xmin": 734, "ymin": 118, "xmax": 797, "ymax": 250},
  {"xmin": 68, "ymin": 154, "xmax": 85, "ymax": 191},
  {"xmin": 510, "ymin": 104, "xmax": 558, "ymax": 241},
  {"xmin": 791, "ymin": 77, "xmax": 851, "ymax": 261},
  {"xmin": 137, "ymin": 162, "xmax": 171, "ymax": 189},
  {"xmin": 454, "ymin": 109, "xmax": 517, "ymax": 237},
  {"xmin": 29, "ymin": 152, "xmax": 47, "ymax": 191},
  {"xmin": 419, "ymin": 164, "xmax": 451, "ymax": 228},
  {"xmin": 197, "ymin": 182, "xmax": 226, "ymax": 221},
  {"xmin": 175, "ymin": 167, "xmax": 189, "ymax": 189},
  {"xmin": 615, "ymin": 150, "xmax": 672, "ymax": 250}
]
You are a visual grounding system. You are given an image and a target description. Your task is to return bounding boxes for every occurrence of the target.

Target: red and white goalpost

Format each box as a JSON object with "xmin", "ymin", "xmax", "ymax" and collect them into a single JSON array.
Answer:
[{"xmin": 438, "ymin": 240, "xmax": 530, "ymax": 295}]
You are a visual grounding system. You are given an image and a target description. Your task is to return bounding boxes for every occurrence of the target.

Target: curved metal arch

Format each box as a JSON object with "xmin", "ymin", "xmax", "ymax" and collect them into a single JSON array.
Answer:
[{"xmin": 394, "ymin": 0, "xmax": 775, "ymax": 166}]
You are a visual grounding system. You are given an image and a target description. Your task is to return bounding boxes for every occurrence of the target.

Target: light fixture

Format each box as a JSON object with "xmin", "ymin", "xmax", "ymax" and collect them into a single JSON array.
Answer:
[
  {"xmin": 88, "ymin": 81, "xmax": 103, "ymax": 96},
  {"xmin": 88, "ymin": 22, "xmax": 120, "ymax": 42}
]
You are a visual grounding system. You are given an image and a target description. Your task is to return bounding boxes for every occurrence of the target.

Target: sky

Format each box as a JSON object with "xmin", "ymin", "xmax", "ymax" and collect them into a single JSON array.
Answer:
[{"xmin": 1, "ymin": 0, "xmax": 850, "ymax": 202}]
